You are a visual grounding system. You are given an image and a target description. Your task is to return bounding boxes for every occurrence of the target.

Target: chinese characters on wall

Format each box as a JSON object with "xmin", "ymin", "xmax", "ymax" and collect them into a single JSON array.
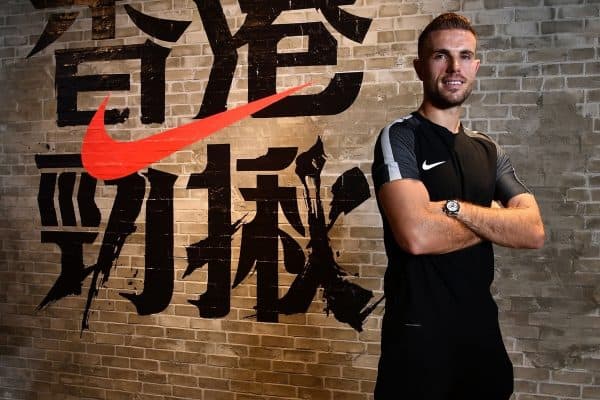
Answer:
[{"xmin": 31, "ymin": 0, "xmax": 378, "ymax": 332}]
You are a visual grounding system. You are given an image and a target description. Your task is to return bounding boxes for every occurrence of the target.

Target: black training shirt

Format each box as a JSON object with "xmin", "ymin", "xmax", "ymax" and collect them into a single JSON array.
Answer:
[{"xmin": 372, "ymin": 112, "xmax": 529, "ymax": 333}]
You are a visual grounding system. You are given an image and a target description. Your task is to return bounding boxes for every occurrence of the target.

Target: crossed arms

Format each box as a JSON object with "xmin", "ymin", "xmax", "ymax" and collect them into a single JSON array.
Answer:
[{"xmin": 378, "ymin": 178, "xmax": 545, "ymax": 255}]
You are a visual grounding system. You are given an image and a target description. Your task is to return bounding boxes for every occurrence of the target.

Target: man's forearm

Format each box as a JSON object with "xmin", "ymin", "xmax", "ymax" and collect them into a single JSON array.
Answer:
[
  {"xmin": 378, "ymin": 180, "xmax": 485, "ymax": 255},
  {"xmin": 452, "ymin": 196, "xmax": 545, "ymax": 249},
  {"xmin": 413, "ymin": 202, "xmax": 483, "ymax": 254}
]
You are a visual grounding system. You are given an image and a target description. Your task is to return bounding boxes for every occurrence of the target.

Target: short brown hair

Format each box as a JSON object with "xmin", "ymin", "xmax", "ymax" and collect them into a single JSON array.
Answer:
[{"xmin": 417, "ymin": 13, "xmax": 477, "ymax": 58}]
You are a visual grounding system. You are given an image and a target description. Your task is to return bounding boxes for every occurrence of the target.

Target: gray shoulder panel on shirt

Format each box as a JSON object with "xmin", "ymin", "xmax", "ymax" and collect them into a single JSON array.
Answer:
[{"xmin": 379, "ymin": 114, "xmax": 415, "ymax": 181}]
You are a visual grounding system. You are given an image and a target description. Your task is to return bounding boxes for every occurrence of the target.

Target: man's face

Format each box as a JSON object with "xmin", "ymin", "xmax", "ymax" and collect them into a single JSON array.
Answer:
[{"xmin": 414, "ymin": 29, "xmax": 480, "ymax": 109}]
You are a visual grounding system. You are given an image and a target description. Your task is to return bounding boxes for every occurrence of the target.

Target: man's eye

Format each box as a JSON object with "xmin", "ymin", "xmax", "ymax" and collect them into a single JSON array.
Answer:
[{"xmin": 434, "ymin": 53, "xmax": 446, "ymax": 59}]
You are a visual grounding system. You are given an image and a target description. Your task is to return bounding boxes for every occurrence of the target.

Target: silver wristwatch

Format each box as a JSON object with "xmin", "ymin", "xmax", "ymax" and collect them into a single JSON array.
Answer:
[{"xmin": 443, "ymin": 199, "xmax": 460, "ymax": 217}]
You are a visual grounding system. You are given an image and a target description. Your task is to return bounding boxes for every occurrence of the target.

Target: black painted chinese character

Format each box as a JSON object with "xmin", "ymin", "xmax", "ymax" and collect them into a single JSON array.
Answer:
[
  {"xmin": 185, "ymin": 144, "xmax": 241, "ymax": 318},
  {"xmin": 29, "ymin": 2, "xmax": 191, "ymax": 125},
  {"xmin": 235, "ymin": 147, "xmax": 305, "ymax": 322},
  {"xmin": 194, "ymin": 0, "xmax": 372, "ymax": 119},
  {"xmin": 35, "ymin": 154, "xmax": 177, "ymax": 332}
]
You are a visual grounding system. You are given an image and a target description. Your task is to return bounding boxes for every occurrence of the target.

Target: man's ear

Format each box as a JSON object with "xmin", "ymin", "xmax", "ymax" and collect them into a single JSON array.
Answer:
[{"xmin": 413, "ymin": 57, "xmax": 423, "ymax": 81}]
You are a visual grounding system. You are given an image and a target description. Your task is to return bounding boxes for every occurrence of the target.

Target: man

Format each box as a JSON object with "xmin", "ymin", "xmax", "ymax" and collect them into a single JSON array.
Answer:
[{"xmin": 371, "ymin": 13, "xmax": 545, "ymax": 400}]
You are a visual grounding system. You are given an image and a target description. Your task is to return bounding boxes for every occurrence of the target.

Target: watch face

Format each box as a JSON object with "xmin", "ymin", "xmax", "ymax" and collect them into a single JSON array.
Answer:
[{"xmin": 447, "ymin": 200, "xmax": 459, "ymax": 213}]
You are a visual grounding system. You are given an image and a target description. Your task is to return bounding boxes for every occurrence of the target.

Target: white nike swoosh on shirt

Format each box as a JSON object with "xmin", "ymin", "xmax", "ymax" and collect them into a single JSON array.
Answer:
[{"xmin": 421, "ymin": 160, "xmax": 446, "ymax": 171}]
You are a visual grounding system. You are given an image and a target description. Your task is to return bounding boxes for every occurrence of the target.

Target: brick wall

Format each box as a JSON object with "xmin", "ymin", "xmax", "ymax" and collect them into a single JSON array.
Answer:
[{"xmin": 1, "ymin": 0, "xmax": 599, "ymax": 399}]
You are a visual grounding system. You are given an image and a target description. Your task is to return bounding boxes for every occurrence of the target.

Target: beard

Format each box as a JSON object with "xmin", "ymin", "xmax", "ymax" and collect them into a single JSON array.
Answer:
[{"xmin": 424, "ymin": 79, "xmax": 474, "ymax": 109}]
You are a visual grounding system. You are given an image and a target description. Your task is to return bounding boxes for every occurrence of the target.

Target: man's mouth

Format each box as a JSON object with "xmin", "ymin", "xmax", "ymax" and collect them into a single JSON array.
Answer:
[{"xmin": 442, "ymin": 78, "xmax": 465, "ymax": 87}]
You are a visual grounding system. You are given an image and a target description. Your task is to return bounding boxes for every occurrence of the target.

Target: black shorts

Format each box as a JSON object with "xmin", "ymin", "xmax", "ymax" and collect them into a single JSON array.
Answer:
[{"xmin": 374, "ymin": 321, "xmax": 513, "ymax": 400}]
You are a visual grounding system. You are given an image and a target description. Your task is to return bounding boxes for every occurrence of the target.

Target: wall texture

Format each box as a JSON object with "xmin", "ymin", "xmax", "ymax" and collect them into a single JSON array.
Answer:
[{"xmin": 1, "ymin": 0, "xmax": 599, "ymax": 399}]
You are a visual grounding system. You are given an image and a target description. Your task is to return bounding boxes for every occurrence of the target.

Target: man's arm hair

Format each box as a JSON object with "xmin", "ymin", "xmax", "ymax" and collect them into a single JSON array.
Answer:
[
  {"xmin": 453, "ymin": 192, "xmax": 545, "ymax": 249},
  {"xmin": 377, "ymin": 178, "xmax": 482, "ymax": 255}
]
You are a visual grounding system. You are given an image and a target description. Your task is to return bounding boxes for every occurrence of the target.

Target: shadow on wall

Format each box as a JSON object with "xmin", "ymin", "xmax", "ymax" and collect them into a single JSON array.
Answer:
[{"xmin": 495, "ymin": 91, "xmax": 600, "ymax": 370}]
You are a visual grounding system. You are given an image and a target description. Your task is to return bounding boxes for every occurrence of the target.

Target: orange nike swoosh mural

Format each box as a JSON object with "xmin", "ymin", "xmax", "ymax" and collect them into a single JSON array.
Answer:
[{"xmin": 82, "ymin": 82, "xmax": 311, "ymax": 180}]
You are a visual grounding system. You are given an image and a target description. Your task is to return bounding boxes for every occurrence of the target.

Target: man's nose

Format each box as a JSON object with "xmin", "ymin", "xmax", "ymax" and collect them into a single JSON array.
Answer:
[{"xmin": 447, "ymin": 56, "xmax": 460, "ymax": 72}]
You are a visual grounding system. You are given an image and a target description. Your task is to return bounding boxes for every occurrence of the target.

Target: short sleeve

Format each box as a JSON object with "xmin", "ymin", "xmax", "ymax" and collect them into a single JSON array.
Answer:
[
  {"xmin": 372, "ymin": 118, "xmax": 420, "ymax": 193},
  {"xmin": 494, "ymin": 144, "xmax": 530, "ymax": 205}
]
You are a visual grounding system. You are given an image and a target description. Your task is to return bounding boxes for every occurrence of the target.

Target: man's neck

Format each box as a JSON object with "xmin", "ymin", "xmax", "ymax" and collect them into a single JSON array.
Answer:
[{"xmin": 417, "ymin": 103, "xmax": 462, "ymax": 134}]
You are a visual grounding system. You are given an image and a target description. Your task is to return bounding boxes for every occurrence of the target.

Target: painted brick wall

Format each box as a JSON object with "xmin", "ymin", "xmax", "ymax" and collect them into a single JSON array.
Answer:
[{"xmin": 1, "ymin": 0, "xmax": 599, "ymax": 399}]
